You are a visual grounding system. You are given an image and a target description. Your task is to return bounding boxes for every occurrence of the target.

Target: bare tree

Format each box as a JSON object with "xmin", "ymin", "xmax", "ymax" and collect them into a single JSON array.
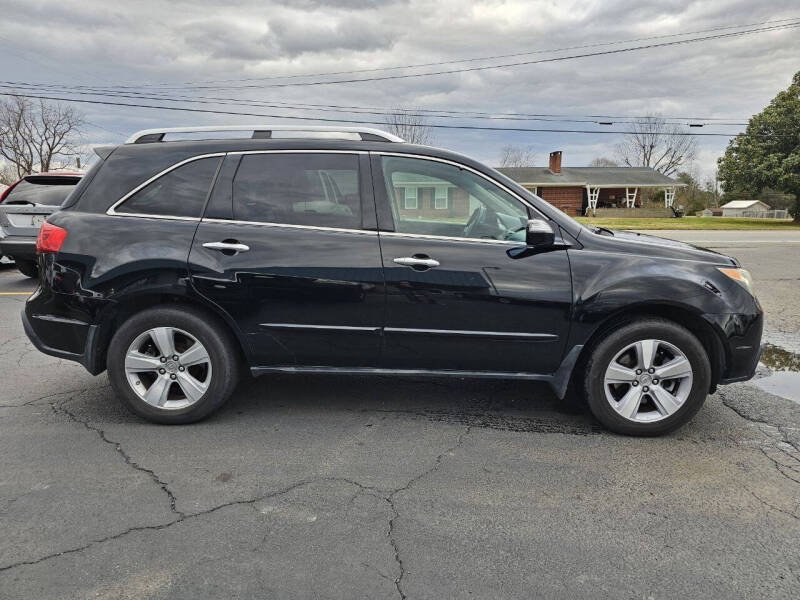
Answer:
[
  {"xmin": 385, "ymin": 108, "xmax": 435, "ymax": 145},
  {"xmin": 614, "ymin": 116, "xmax": 696, "ymax": 177},
  {"xmin": 498, "ymin": 144, "xmax": 536, "ymax": 168},
  {"xmin": 0, "ymin": 96, "xmax": 84, "ymax": 178},
  {"xmin": 588, "ymin": 157, "xmax": 619, "ymax": 167},
  {"xmin": 0, "ymin": 163, "xmax": 17, "ymax": 186}
]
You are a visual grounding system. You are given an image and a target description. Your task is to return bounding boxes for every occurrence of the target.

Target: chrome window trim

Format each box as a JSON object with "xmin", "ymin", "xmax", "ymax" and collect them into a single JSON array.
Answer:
[
  {"xmin": 201, "ymin": 218, "xmax": 524, "ymax": 246},
  {"xmin": 202, "ymin": 217, "xmax": 378, "ymax": 236},
  {"xmin": 107, "ymin": 212, "xmax": 202, "ymax": 222},
  {"xmin": 107, "ymin": 153, "xmax": 225, "ymax": 218},
  {"xmin": 105, "ymin": 149, "xmax": 540, "ymax": 248},
  {"xmin": 380, "ymin": 231, "xmax": 520, "ymax": 246}
]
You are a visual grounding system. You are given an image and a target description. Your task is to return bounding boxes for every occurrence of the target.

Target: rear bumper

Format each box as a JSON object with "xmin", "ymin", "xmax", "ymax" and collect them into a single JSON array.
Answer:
[
  {"xmin": 0, "ymin": 236, "xmax": 36, "ymax": 260},
  {"xmin": 21, "ymin": 307, "xmax": 102, "ymax": 375}
]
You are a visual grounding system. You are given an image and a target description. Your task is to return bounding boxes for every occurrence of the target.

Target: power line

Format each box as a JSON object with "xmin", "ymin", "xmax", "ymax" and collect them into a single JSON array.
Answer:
[
  {"xmin": 2, "ymin": 80, "xmax": 751, "ymax": 122},
  {"xmin": 0, "ymin": 81, "xmax": 750, "ymax": 126},
  {"xmin": 6, "ymin": 19, "xmax": 793, "ymax": 124},
  {"xmin": 1, "ymin": 90, "xmax": 788, "ymax": 139},
  {"xmin": 149, "ymin": 17, "xmax": 800, "ymax": 87},
  {"xmin": 126, "ymin": 21, "xmax": 800, "ymax": 90}
]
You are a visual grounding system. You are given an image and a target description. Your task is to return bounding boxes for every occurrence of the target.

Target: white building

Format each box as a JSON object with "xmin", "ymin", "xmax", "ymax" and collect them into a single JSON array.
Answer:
[{"xmin": 720, "ymin": 200, "xmax": 771, "ymax": 217}]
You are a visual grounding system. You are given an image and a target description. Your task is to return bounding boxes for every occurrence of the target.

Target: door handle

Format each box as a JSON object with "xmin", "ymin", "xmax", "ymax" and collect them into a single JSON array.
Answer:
[
  {"xmin": 393, "ymin": 257, "xmax": 440, "ymax": 268},
  {"xmin": 202, "ymin": 241, "xmax": 250, "ymax": 253}
]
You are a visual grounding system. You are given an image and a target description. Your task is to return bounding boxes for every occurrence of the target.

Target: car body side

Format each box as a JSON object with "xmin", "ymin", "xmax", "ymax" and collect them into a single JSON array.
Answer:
[{"xmin": 23, "ymin": 138, "xmax": 763, "ymax": 397}]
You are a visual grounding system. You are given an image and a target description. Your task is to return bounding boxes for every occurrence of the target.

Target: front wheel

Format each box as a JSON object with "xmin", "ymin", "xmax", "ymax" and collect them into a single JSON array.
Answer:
[
  {"xmin": 107, "ymin": 306, "xmax": 240, "ymax": 424},
  {"xmin": 583, "ymin": 318, "xmax": 711, "ymax": 436}
]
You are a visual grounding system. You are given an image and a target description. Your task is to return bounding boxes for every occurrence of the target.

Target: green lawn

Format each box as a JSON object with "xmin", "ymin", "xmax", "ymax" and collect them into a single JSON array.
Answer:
[{"xmin": 575, "ymin": 216, "xmax": 799, "ymax": 230}]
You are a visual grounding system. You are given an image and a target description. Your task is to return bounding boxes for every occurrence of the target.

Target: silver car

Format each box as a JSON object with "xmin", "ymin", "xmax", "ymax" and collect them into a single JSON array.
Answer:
[{"xmin": 0, "ymin": 172, "xmax": 82, "ymax": 277}]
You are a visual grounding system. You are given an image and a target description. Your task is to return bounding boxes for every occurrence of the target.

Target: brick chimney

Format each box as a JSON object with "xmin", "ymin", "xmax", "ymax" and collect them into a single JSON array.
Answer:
[{"xmin": 549, "ymin": 151, "xmax": 562, "ymax": 174}]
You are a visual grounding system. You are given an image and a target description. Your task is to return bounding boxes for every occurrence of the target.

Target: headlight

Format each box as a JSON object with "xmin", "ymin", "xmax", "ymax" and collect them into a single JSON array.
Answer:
[{"xmin": 717, "ymin": 267, "xmax": 755, "ymax": 296}]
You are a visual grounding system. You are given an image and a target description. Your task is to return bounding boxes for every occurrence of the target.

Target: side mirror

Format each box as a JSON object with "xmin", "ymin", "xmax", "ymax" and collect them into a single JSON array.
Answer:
[{"xmin": 525, "ymin": 219, "xmax": 555, "ymax": 247}]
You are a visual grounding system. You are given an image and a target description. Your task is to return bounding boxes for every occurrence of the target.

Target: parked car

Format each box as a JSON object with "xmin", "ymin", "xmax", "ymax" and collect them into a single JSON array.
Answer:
[
  {"xmin": 22, "ymin": 126, "xmax": 763, "ymax": 435},
  {"xmin": 0, "ymin": 172, "xmax": 83, "ymax": 277}
]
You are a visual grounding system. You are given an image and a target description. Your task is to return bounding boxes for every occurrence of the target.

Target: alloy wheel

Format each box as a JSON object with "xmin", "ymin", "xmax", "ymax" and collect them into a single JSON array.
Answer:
[
  {"xmin": 124, "ymin": 327, "xmax": 212, "ymax": 410},
  {"xmin": 603, "ymin": 338, "xmax": 693, "ymax": 423}
]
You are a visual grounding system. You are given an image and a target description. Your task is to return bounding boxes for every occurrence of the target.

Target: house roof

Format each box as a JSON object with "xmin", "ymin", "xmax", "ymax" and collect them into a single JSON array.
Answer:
[
  {"xmin": 720, "ymin": 200, "xmax": 769, "ymax": 209},
  {"xmin": 496, "ymin": 166, "xmax": 685, "ymax": 188}
]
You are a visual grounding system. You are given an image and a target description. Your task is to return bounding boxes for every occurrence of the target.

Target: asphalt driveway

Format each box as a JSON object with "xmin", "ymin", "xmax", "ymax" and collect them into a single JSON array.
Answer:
[{"xmin": 0, "ymin": 232, "xmax": 798, "ymax": 599}]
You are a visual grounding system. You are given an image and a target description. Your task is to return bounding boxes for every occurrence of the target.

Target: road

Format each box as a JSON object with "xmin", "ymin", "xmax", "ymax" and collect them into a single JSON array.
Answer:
[
  {"xmin": 639, "ymin": 230, "xmax": 800, "ymax": 353},
  {"xmin": 1, "ymin": 231, "xmax": 799, "ymax": 599}
]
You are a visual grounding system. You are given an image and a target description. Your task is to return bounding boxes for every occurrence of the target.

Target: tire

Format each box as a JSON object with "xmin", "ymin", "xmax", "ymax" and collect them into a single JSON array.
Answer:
[
  {"xmin": 16, "ymin": 259, "xmax": 38, "ymax": 278},
  {"xmin": 107, "ymin": 305, "xmax": 240, "ymax": 424},
  {"xmin": 583, "ymin": 318, "xmax": 711, "ymax": 436}
]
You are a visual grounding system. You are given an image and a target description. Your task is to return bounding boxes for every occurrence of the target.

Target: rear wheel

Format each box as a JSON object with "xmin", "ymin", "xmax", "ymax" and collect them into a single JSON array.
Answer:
[
  {"xmin": 16, "ymin": 259, "xmax": 38, "ymax": 278},
  {"xmin": 583, "ymin": 318, "xmax": 710, "ymax": 436},
  {"xmin": 107, "ymin": 306, "xmax": 240, "ymax": 424}
]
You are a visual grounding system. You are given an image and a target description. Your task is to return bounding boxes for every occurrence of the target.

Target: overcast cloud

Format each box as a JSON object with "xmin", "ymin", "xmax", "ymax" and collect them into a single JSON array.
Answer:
[{"xmin": 1, "ymin": 0, "xmax": 798, "ymax": 181}]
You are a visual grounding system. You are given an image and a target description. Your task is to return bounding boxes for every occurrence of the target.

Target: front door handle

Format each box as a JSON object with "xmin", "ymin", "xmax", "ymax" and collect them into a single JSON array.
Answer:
[
  {"xmin": 202, "ymin": 241, "xmax": 250, "ymax": 253},
  {"xmin": 393, "ymin": 256, "xmax": 440, "ymax": 268}
]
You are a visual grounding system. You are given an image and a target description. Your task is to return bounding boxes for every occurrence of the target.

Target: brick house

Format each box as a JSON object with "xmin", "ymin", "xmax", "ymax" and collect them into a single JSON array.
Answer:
[
  {"xmin": 497, "ymin": 151, "xmax": 686, "ymax": 216},
  {"xmin": 391, "ymin": 172, "xmax": 472, "ymax": 220}
]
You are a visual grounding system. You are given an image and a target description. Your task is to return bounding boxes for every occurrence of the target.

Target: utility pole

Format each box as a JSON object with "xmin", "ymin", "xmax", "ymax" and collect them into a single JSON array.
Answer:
[{"xmin": 713, "ymin": 170, "xmax": 719, "ymax": 207}]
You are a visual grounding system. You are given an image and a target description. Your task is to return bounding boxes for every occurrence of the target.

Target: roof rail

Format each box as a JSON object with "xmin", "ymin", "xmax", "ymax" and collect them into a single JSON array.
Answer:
[{"xmin": 125, "ymin": 125, "xmax": 404, "ymax": 144}]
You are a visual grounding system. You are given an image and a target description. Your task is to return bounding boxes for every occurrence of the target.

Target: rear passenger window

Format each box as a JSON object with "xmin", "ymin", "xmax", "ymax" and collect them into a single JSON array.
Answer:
[
  {"xmin": 116, "ymin": 157, "xmax": 220, "ymax": 218},
  {"xmin": 232, "ymin": 153, "xmax": 361, "ymax": 229}
]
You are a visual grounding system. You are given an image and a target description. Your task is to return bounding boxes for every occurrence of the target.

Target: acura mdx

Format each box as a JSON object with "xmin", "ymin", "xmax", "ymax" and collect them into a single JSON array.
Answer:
[{"xmin": 22, "ymin": 126, "xmax": 763, "ymax": 435}]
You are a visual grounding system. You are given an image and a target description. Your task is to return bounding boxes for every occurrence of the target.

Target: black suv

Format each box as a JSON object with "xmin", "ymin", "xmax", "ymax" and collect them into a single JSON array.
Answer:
[{"xmin": 23, "ymin": 126, "xmax": 763, "ymax": 435}]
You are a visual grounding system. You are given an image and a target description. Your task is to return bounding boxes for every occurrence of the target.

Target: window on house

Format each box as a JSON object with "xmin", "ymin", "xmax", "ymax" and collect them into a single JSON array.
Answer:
[
  {"xmin": 404, "ymin": 187, "xmax": 418, "ymax": 210},
  {"xmin": 434, "ymin": 187, "xmax": 448, "ymax": 210}
]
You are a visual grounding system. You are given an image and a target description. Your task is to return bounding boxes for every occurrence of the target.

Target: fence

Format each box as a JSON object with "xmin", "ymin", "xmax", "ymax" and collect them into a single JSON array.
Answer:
[
  {"xmin": 591, "ymin": 207, "xmax": 674, "ymax": 218},
  {"xmin": 738, "ymin": 210, "xmax": 790, "ymax": 219}
]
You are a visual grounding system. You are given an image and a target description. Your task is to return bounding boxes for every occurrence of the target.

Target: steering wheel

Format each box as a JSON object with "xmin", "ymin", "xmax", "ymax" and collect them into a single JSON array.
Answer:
[
  {"xmin": 463, "ymin": 204, "xmax": 487, "ymax": 238},
  {"xmin": 503, "ymin": 224, "xmax": 527, "ymax": 241}
]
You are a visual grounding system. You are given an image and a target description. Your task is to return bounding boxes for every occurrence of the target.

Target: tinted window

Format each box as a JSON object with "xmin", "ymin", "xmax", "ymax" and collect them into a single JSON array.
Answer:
[
  {"xmin": 4, "ymin": 179, "xmax": 79, "ymax": 206},
  {"xmin": 233, "ymin": 153, "xmax": 361, "ymax": 229},
  {"xmin": 117, "ymin": 157, "xmax": 220, "ymax": 218},
  {"xmin": 381, "ymin": 156, "xmax": 529, "ymax": 241}
]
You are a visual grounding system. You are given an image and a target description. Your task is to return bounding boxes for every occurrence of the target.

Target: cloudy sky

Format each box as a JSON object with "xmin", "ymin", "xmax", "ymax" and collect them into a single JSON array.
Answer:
[{"xmin": 1, "ymin": 0, "xmax": 798, "ymax": 181}]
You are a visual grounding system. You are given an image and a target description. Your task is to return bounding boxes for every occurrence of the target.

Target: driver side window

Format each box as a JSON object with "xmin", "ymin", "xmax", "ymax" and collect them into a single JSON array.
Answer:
[{"xmin": 381, "ymin": 156, "xmax": 529, "ymax": 241}]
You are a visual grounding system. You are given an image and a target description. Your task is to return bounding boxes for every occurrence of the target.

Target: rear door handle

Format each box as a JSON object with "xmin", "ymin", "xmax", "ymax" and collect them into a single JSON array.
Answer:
[
  {"xmin": 393, "ymin": 257, "xmax": 440, "ymax": 268},
  {"xmin": 202, "ymin": 241, "xmax": 250, "ymax": 253}
]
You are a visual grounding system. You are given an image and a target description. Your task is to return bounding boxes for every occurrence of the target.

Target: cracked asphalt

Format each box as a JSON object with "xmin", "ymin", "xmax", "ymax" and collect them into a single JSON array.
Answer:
[{"xmin": 1, "ymin": 234, "xmax": 799, "ymax": 599}]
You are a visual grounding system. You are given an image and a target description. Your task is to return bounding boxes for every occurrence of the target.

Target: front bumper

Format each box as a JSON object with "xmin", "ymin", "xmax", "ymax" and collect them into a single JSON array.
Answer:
[
  {"xmin": 0, "ymin": 236, "xmax": 36, "ymax": 261},
  {"xmin": 719, "ymin": 344, "xmax": 765, "ymax": 384},
  {"xmin": 709, "ymin": 310, "xmax": 764, "ymax": 385}
]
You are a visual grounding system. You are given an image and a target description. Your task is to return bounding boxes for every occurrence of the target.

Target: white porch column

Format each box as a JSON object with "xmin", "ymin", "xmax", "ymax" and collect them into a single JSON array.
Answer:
[
  {"xmin": 586, "ymin": 186, "xmax": 600, "ymax": 215},
  {"xmin": 664, "ymin": 186, "xmax": 676, "ymax": 208},
  {"xmin": 625, "ymin": 187, "xmax": 638, "ymax": 208}
]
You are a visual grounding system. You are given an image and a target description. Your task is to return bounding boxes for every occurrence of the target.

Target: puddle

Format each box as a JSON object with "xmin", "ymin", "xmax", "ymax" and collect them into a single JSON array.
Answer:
[
  {"xmin": 759, "ymin": 344, "xmax": 800, "ymax": 372},
  {"xmin": 752, "ymin": 344, "xmax": 800, "ymax": 403}
]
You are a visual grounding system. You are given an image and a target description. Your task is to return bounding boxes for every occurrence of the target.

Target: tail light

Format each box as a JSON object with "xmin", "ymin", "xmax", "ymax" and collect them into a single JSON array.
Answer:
[
  {"xmin": 36, "ymin": 222, "xmax": 68, "ymax": 253},
  {"xmin": 0, "ymin": 179, "xmax": 22, "ymax": 204}
]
